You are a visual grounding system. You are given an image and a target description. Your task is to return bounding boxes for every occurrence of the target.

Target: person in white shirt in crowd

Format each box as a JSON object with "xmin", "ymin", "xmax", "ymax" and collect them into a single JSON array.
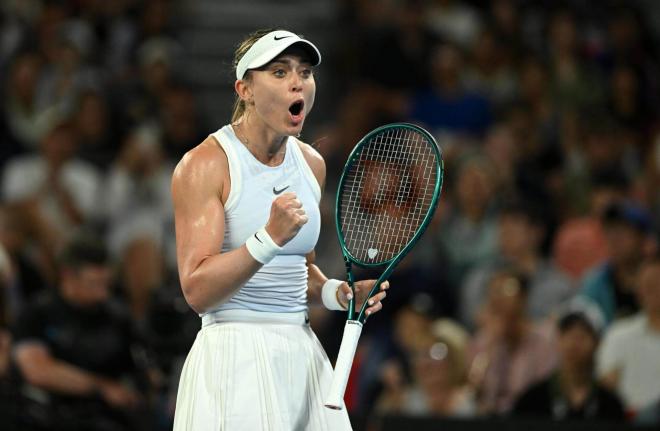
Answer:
[
  {"xmin": 102, "ymin": 124, "xmax": 174, "ymax": 322},
  {"xmin": 597, "ymin": 255, "xmax": 660, "ymax": 424},
  {"xmin": 1, "ymin": 119, "xmax": 101, "ymax": 280}
]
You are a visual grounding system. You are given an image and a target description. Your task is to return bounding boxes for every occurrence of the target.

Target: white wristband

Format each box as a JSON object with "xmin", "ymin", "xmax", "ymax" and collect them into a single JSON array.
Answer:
[
  {"xmin": 322, "ymin": 279, "xmax": 346, "ymax": 311},
  {"xmin": 245, "ymin": 226, "xmax": 282, "ymax": 264}
]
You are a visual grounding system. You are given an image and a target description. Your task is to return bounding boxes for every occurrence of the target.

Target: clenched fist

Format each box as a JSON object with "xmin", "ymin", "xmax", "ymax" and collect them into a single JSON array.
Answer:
[{"xmin": 265, "ymin": 192, "xmax": 308, "ymax": 246}]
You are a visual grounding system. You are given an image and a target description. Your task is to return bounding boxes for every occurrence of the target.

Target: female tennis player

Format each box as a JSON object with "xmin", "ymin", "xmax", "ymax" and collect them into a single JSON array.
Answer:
[{"xmin": 171, "ymin": 29, "xmax": 388, "ymax": 430}]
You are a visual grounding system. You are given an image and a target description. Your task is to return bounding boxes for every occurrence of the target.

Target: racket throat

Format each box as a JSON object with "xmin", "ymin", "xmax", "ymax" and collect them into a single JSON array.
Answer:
[{"xmin": 344, "ymin": 258, "xmax": 356, "ymax": 320}]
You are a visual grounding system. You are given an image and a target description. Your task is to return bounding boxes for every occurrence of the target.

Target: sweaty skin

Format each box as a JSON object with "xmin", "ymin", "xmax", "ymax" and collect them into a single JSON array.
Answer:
[{"xmin": 173, "ymin": 52, "xmax": 387, "ymax": 314}]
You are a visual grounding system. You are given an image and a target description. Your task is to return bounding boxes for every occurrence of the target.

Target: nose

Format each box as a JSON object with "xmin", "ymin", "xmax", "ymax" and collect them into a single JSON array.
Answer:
[{"xmin": 290, "ymin": 72, "xmax": 303, "ymax": 92}]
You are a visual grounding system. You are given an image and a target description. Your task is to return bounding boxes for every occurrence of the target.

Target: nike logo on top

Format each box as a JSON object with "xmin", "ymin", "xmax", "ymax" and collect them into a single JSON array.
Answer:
[
  {"xmin": 273, "ymin": 185, "xmax": 290, "ymax": 195},
  {"xmin": 274, "ymin": 35, "xmax": 292, "ymax": 41}
]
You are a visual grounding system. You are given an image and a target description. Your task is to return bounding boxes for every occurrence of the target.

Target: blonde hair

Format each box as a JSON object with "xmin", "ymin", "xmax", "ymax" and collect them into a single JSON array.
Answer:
[
  {"xmin": 231, "ymin": 28, "xmax": 276, "ymax": 123},
  {"xmin": 431, "ymin": 319, "xmax": 470, "ymax": 386}
]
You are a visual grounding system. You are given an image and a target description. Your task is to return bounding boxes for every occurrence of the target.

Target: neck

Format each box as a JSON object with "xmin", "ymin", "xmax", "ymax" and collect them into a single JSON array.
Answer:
[{"xmin": 234, "ymin": 115, "xmax": 288, "ymax": 165}]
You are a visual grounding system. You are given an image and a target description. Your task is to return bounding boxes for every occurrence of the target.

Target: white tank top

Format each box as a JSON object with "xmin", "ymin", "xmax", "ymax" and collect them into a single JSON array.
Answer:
[{"xmin": 205, "ymin": 125, "xmax": 321, "ymax": 314}]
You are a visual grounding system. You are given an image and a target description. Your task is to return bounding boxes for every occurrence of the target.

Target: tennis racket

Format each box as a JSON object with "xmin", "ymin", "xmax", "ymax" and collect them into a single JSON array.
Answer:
[{"xmin": 324, "ymin": 123, "xmax": 444, "ymax": 410}]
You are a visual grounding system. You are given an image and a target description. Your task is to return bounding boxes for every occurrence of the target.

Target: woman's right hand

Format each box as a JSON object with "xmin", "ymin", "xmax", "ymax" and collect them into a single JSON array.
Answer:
[{"xmin": 265, "ymin": 192, "xmax": 308, "ymax": 246}]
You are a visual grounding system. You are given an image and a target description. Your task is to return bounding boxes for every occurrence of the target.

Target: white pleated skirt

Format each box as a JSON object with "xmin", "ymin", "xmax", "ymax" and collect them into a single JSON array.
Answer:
[{"xmin": 173, "ymin": 309, "xmax": 352, "ymax": 431}]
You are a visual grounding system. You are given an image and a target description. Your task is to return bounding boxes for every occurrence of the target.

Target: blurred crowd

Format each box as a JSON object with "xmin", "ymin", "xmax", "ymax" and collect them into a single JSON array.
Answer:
[
  {"xmin": 315, "ymin": 0, "xmax": 660, "ymax": 429},
  {"xmin": 0, "ymin": 0, "xmax": 659, "ymax": 430},
  {"xmin": 0, "ymin": 0, "xmax": 201, "ymax": 429}
]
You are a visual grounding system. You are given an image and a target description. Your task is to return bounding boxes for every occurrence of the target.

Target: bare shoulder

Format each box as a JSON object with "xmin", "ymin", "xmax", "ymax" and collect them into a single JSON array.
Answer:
[
  {"xmin": 295, "ymin": 138, "xmax": 326, "ymax": 187},
  {"xmin": 172, "ymin": 136, "xmax": 229, "ymax": 198}
]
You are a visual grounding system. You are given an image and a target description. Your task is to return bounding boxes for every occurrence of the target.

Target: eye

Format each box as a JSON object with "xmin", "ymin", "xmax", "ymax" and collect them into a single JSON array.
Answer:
[
  {"xmin": 301, "ymin": 68, "xmax": 313, "ymax": 79},
  {"xmin": 273, "ymin": 69, "xmax": 286, "ymax": 77}
]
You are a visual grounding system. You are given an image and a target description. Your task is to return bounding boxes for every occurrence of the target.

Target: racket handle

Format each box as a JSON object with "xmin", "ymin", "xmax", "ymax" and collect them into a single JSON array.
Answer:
[{"xmin": 324, "ymin": 320, "xmax": 363, "ymax": 410}]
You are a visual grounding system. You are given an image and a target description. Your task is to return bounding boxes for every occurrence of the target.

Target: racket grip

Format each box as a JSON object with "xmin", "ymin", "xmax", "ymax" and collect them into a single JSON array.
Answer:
[{"xmin": 324, "ymin": 320, "xmax": 363, "ymax": 410}]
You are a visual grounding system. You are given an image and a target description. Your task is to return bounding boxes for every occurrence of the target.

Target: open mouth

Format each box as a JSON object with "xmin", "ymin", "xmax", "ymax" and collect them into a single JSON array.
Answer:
[{"xmin": 289, "ymin": 100, "xmax": 304, "ymax": 116}]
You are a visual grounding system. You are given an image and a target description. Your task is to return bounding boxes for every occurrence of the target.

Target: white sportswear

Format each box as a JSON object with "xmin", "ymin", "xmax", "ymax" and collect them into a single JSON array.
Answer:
[{"xmin": 206, "ymin": 124, "xmax": 321, "ymax": 314}]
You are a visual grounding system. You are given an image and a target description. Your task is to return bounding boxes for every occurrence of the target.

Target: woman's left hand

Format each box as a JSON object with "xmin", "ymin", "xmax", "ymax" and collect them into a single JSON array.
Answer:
[{"xmin": 337, "ymin": 279, "xmax": 389, "ymax": 316}]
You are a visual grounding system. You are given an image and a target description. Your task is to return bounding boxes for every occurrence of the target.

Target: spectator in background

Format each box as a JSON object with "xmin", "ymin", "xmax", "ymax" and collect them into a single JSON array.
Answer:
[
  {"xmin": 0, "ymin": 51, "xmax": 53, "ymax": 154},
  {"xmin": 12, "ymin": 232, "xmax": 154, "ymax": 430},
  {"xmin": 0, "ymin": 240, "xmax": 18, "ymax": 429},
  {"xmin": 482, "ymin": 122, "xmax": 519, "ymax": 196},
  {"xmin": 159, "ymin": 85, "xmax": 202, "ymax": 161},
  {"xmin": 74, "ymin": 0, "xmax": 138, "ymax": 78},
  {"xmin": 486, "ymin": 0, "xmax": 524, "ymax": 61},
  {"xmin": 601, "ymin": 4, "xmax": 660, "ymax": 98},
  {"xmin": 579, "ymin": 202, "xmax": 653, "ymax": 324},
  {"xmin": 376, "ymin": 300, "xmax": 475, "ymax": 417},
  {"xmin": 546, "ymin": 8, "xmax": 603, "ymax": 113},
  {"xmin": 553, "ymin": 170, "xmax": 628, "ymax": 282},
  {"xmin": 438, "ymin": 155, "xmax": 498, "ymax": 292},
  {"xmin": 102, "ymin": 124, "xmax": 173, "ymax": 253},
  {"xmin": 607, "ymin": 63, "xmax": 653, "ymax": 136},
  {"xmin": 516, "ymin": 57, "xmax": 557, "ymax": 147},
  {"xmin": 334, "ymin": 0, "xmax": 436, "ymax": 157},
  {"xmin": 565, "ymin": 115, "xmax": 634, "ymax": 214},
  {"xmin": 0, "ymin": 204, "xmax": 49, "ymax": 319},
  {"xmin": 425, "ymin": 0, "xmax": 481, "ymax": 49},
  {"xmin": 464, "ymin": 27, "xmax": 518, "ymax": 110},
  {"xmin": 1, "ymin": 119, "xmax": 102, "ymax": 279},
  {"xmin": 468, "ymin": 269, "xmax": 557, "ymax": 415},
  {"xmin": 408, "ymin": 42, "xmax": 492, "ymax": 140},
  {"xmin": 36, "ymin": 19, "xmax": 103, "ymax": 119},
  {"xmin": 358, "ymin": 0, "xmax": 435, "ymax": 92},
  {"xmin": 123, "ymin": 36, "xmax": 181, "ymax": 126},
  {"xmin": 74, "ymin": 89, "xmax": 117, "ymax": 169},
  {"xmin": 102, "ymin": 125, "xmax": 174, "ymax": 322},
  {"xmin": 513, "ymin": 302, "xmax": 624, "ymax": 422},
  {"xmin": 0, "ymin": 241, "xmax": 11, "ymax": 370},
  {"xmin": 461, "ymin": 199, "xmax": 573, "ymax": 329},
  {"xmin": 597, "ymin": 256, "xmax": 660, "ymax": 424},
  {"xmin": 646, "ymin": 133, "xmax": 660, "ymax": 229},
  {"xmin": 138, "ymin": 0, "xmax": 177, "ymax": 41},
  {"xmin": 407, "ymin": 318, "xmax": 476, "ymax": 417}
]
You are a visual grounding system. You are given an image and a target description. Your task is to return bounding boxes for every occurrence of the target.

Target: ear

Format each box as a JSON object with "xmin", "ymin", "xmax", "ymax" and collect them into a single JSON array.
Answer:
[{"xmin": 234, "ymin": 79, "xmax": 253, "ymax": 103}]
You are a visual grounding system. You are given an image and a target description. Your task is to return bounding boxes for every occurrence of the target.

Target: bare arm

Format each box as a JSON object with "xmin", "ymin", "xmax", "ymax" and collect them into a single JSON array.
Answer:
[
  {"xmin": 172, "ymin": 139, "xmax": 261, "ymax": 313},
  {"xmin": 15, "ymin": 343, "xmax": 141, "ymax": 407},
  {"xmin": 174, "ymin": 138, "xmax": 308, "ymax": 313},
  {"xmin": 306, "ymin": 251, "xmax": 328, "ymax": 306}
]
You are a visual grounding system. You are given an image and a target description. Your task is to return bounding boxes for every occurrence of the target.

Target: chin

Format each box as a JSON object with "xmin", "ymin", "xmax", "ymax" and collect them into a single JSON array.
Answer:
[{"xmin": 286, "ymin": 123, "xmax": 304, "ymax": 137}]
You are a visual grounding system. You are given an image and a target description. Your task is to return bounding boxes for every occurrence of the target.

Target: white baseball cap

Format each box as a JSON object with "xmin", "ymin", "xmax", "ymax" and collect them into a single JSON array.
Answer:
[{"xmin": 235, "ymin": 30, "xmax": 321, "ymax": 80}]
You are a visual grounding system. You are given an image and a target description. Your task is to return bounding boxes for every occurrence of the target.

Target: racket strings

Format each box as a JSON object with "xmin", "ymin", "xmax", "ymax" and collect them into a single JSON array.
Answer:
[{"xmin": 340, "ymin": 127, "xmax": 438, "ymax": 263}]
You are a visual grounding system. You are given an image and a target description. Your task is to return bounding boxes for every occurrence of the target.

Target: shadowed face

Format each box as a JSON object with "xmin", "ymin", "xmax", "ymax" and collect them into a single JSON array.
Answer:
[
  {"xmin": 498, "ymin": 214, "xmax": 541, "ymax": 259},
  {"xmin": 61, "ymin": 265, "xmax": 112, "ymax": 307},
  {"xmin": 558, "ymin": 322, "xmax": 597, "ymax": 369},
  {"xmin": 486, "ymin": 273, "xmax": 527, "ymax": 336},
  {"xmin": 603, "ymin": 222, "xmax": 643, "ymax": 266}
]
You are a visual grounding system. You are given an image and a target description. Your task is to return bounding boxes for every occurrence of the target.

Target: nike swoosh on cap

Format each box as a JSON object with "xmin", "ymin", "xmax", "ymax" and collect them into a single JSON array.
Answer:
[{"xmin": 274, "ymin": 35, "xmax": 292, "ymax": 40}]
